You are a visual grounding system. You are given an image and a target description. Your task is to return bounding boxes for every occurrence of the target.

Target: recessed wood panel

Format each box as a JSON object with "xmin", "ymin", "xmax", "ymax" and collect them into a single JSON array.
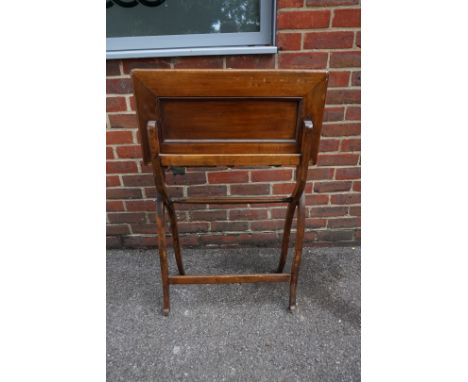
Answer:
[
  {"xmin": 132, "ymin": 69, "xmax": 328, "ymax": 164},
  {"xmin": 160, "ymin": 98, "xmax": 299, "ymax": 141}
]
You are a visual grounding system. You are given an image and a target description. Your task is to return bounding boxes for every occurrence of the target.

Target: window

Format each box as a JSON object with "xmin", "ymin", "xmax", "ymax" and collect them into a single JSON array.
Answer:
[{"xmin": 106, "ymin": 0, "xmax": 276, "ymax": 59}]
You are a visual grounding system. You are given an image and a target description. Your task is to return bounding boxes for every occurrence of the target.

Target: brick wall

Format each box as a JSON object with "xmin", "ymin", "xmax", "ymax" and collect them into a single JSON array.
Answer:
[{"xmin": 106, "ymin": 0, "xmax": 361, "ymax": 248}]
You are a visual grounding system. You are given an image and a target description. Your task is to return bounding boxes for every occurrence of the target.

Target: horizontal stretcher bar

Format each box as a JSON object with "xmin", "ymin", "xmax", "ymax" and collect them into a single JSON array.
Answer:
[
  {"xmin": 168, "ymin": 273, "xmax": 291, "ymax": 285},
  {"xmin": 172, "ymin": 196, "xmax": 292, "ymax": 204}
]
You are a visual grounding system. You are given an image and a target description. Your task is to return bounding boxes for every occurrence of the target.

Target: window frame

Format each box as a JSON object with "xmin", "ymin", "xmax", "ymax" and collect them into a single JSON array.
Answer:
[{"xmin": 106, "ymin": 0, "xmax": 277, "ymax": 59}]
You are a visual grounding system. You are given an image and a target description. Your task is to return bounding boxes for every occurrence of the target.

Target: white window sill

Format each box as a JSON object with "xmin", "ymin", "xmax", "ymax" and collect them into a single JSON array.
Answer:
[{"xmin": 106, "ymin": 46, "xmax": 277, "ymax": 60}]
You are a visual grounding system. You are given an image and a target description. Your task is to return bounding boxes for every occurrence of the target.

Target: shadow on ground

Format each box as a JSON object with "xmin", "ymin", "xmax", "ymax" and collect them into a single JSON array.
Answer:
[{"xmin": 107, "ymin": 247, "xmax": 360, "ymax": 382}]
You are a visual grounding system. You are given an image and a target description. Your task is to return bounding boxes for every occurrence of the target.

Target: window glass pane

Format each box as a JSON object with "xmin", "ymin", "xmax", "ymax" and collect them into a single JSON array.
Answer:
[{"xmin": 106, "ymin": 0, "xmax": 261, "ymax": 38}]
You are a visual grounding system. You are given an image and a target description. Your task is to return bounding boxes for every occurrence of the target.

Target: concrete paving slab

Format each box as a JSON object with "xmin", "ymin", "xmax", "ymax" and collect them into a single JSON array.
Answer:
[{"xmin": 107, "ymin": 247, "xmax": 360, "ymax": 381}]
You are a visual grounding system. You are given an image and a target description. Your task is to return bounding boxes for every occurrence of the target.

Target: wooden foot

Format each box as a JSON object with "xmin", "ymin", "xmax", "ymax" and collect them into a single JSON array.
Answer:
[
  {"xmin": 288, "ymin": 193, "xmax": 305, "ymax": 313},
  {"xmin": 156, "ymin": 196, "xmax": 171, "ymax": 316}
]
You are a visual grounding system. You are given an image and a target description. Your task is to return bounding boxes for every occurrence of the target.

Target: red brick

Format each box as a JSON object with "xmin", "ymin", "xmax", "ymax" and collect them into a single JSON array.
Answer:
[
  {"xmin": 122, "ymin": 236, "xmax": 158, "ymax": 248},
  {"xmin": 317, "ymin": 230, "xmax": 353, "ymax": 242},
  {"xmin": 106, "ymin": 78, "xmax": 133, "ymax": 94},
  {"xmin": 122, "ymin": 174, "xmax": 153, "ymax": 187},
  {"xmin": 277, "ymin": 10, "xmax": 330, "ymax": 29},
  {"xmin": 341, "ymin": 138, "xmax": 361, "ymax": 152},
  {"xmin": 306, "ymin": 0, "xmax": 358, "ymax": 6},
  {"xmin": 125, "ymin": 200, "xmax": 156, "ymax": 212},
  {"xmin": 144, "ymin": 186, "xmax": 183, "ymax": 199},
  {"xmin": 147, "ymin": 210, "xmax": 186, "ymax": 224},
  {"xmin": 107, "ymin": 201, "xmax": 125, "ymax": 212},
  {"xmin": 173, "ymin": 56, "xmax": 223, "ymax": 69},
  {"xmin": 170, "ymin": 187, "xmax": 185, "ymax": 198},
  {"xmin": 106, "ymin": 97, "xmax": 127, "ymax": 113},
  {"xmin": 277, "ymin": 33, "xmax": 302, "ymax": 51},
  {"xmin": 322, "ymin": 123, "xmax": 360, "ymax": 137},
  {"xmin": 272, "ymin": 183, "xmax": 295, "ymax": 195},
  {"xmin": 107, "ymin": 237, "xmax": 122, "ymax": 249},
  {"xmin": 304, "ymin": 31, "xmax": 354, "ymax": 49},
  {"xmin": 251, "ymin": 169, "xmax": 293, "ymax": 182},
  {"xmin": 106, "ymin": 60, "xmax": 120, "ymax": 76},
  {"xmin": 351, "ymin": 71, "xmax": 361, "ymax": 86},
  {"xmin": 349, "ymin": 206, "xmax": 361, "ymax": 216},
  {"xmin": 353, "ymin": 181, "xmax": 361, "ymax": 191},
  {"xmin": 106, "ymin": 130, "xmax": 133, "ymax": 145},
  {"xmin": 122, "ymin": 58, "xmax": 171, "ymax": 74},
  {"xmin": 239, "ymin": 233, "xmax": 280, "ymax": 246},
  {"xmin": 177, "ymin": 222, "xmax": 210, "ymax": 233},
  {"xmin": 106, "ymin": 147, "xmax": 114, "ymax": 160},
  {"xmin": 188, "ymin": 185, "xmax": 227, "ymax": 197},
  {"xmin": 211, "ymin": 221, "xmax": 249, "ymax": 232},
  {"xmin": 271, "ymin": 208, "xmax": 288, "ymax": 219},
  {"xmin": 314, "ymin": 181, "xmax": 352, "ymax": 193},
  {"xmin": 303, "ymin": 231, "xmax": 318, "ymax": 242},
  {"xmin": 317, "ymin": 153, "xmax": 359, "ymax": 166},
  {"xmin": 129, "ymin": 96, "xmax": 136, "ymax": 111},
  {"xmin": 106, "ymin": 188, "xmax": 142, "ymax": 200},
  {"xmin": 108, "ymin": 114, "xmax": 138, "ymax": 129},
  {"xmin": 229, "ymin": 209, "xmax": 269, "ymax": 221},
  {"xmin": 190, "ymin": 210, "xmax": 227, "ymax": 221},
  {"xmin": 330, "ymin": 51, "xmax": 361, "ymax": 68},
  {"xmin": 226, "ymin": 55, "xmax": 275, "ymax": 69},
  {"xmin": 310, "ymin": 206, "xmax": 348, "ymax": 217},
  {"xmin": 323, "ymin": 106, "xmax": 345, "ymax": 122},
  {"xmin": 207, "ymin": 171, "xmax": 248, "ymax": 184},
  {"xmin": 356, "ymin": 31, "xmax": 361, "ymax": 48},
  {"xmin": 176, "ymin": 203, "xmax": 210, "ymax": 211},
  {"xmin": 278, "ymin": 0, "xmax": 304, "ymax": 8},
  {"xmin": 319, "ymin": 139, "xmax": 340, "ymax": 152},
  {"xmin": 116, "ymin": 145, "xmax": 142, "ymax": 159},
  {"xmin": 108, "ymin": 212, "xmax": 146, "ymax": 224},
  {"xmin": 106, "ymin": 175, "xmax": 120, "ymax": 187},
  {"xmin": 328, "ymin": 71, "xmax": 350, "ymax": 87},
  {"xmin": 139, "ymin": 162, "xmax": 153, "ymax": 174},
  {"xmin": 331, "ymin": 193, "xmax": 361, "ymax": 205},
  {"xmin": 273, "ymin": 182, "xmax": 312, "ymax": 195},
  {"xmin": 328, "ymin": 217, "xmax": 360, "ymax": 228},
  {"xmin": 251, "ymin": 220, "xmax": 284, "ymax": 231},
  {"xmin": 332, "ymin": 9, "xmax": 361, "ymax": 27},
  {"xmin": 308, "ymin": 167, "xmax": 334, "ymax": 180},
  {"xmin": 305, "ymin": 194, "xmax": 329, "ymax": 205},
  {"xmin": 326, "ymin": 89, "xmax": 361, "ymax": 105},
  {"xmin": 354, "ymin": 229, "xmax": 361, "ymax": 241},
  {"xmin": 165, "ymin": 172, "xmax": 206, "ymax": 185},
  {"xmin": 106, "ymin": 161, "xmax": 138, "ymax": 174},
  {"xmin": 130, "ymin": 224, "xmax": 156, "ymax": 234},
  {"xmin": 231, "ymin": 184, "xmax": 270, "ymax": 195},
  {"xmin": 335, "ymin": 167, "xmax": 361, "ymax": 180},
  {"xmin": 346, "ymin": 106, "xmax": 361, "ymax": 121},
  {"xmin": 106, "ymin": 224, "xmax": 130, "ymax": 235},
  {"xmin": 306, "ymin": 218, "xmax": 327, "ymax": 229},
  {"xmin": 177, "ymin": 235, "xmax": 200, "ymax": 247},
  {"xmin": 279, "ymin": 52, "xmax": 328, "ymax": 69}
]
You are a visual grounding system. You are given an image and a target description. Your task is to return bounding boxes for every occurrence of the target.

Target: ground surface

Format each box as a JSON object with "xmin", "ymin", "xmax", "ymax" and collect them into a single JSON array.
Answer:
[{"xmin": 107, "ymin": 246, "xmax": 360, "ymax": 382}]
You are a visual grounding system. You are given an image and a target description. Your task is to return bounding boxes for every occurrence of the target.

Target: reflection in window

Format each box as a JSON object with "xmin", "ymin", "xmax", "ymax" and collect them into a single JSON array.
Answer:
[{"xmin": 106, "ymin": 0, "xmax": 261, "ymax": 38}]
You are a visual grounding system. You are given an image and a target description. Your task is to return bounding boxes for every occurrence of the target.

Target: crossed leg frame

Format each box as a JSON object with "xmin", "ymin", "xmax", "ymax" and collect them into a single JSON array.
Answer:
[{"xmin": 155, "ymin": 192, "xmax": 306, "ymax": 316}]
